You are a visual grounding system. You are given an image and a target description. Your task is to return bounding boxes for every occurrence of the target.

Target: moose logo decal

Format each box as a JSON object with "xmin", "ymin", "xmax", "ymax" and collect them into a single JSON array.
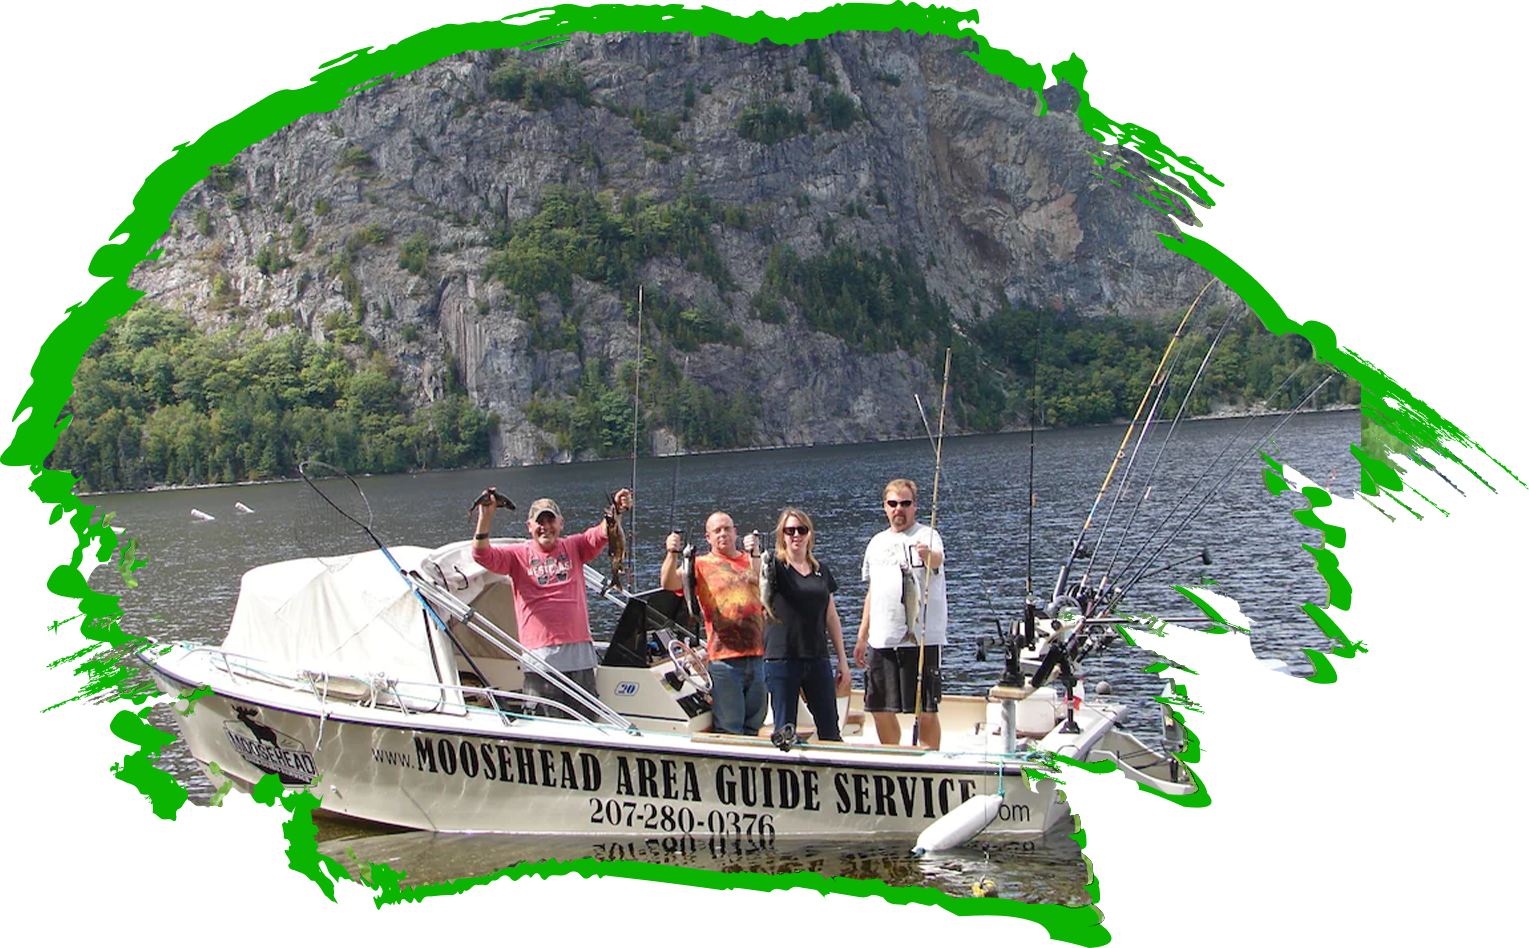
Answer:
[{"xmin": 223, "ymin": 705, "xmax": 318, "ymax": 786}]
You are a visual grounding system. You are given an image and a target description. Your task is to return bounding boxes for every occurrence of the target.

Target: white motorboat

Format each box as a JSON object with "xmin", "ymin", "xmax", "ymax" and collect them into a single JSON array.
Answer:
[{"xmin": 141, "ymin": 536, "xmax": 1194, "ymax": 843}]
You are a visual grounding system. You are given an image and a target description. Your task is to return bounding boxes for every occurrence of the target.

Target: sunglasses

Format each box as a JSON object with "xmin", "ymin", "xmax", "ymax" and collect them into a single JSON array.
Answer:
[
  {"xmin": 782, "ymin": 525, "xmax": 811, "ymax": 536},
  {"xmin": 885, "ymin": 499, "xmax": 914, "ymax": 508}
]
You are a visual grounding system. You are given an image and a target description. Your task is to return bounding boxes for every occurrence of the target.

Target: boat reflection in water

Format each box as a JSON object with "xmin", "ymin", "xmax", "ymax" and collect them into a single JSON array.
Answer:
[{"xmin": 314, "ymin": 819, "xmax": 1091, "ymax": 906}]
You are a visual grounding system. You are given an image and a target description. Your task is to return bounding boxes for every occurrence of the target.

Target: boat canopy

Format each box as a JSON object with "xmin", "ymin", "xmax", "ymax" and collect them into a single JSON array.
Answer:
[
  {"xmin": 414, "ymin": 539, "xmax": 522, "ymax": 613},
  {"xmin": 220, "ymin": 546, "xmax": 463, "ymax": 709}
]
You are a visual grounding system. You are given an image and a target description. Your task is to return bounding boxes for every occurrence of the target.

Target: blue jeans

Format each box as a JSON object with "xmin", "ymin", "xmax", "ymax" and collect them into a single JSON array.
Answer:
[
  {"xmin": 765, "ymin": 658, "xmax": 841, "ymax": 742},
  {"xmin": 708, "ymin": 656, "xmax": 766, "ymax": 734}
]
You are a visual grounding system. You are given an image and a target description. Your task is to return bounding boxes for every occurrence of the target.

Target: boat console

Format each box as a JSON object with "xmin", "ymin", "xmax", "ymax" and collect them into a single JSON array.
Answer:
[{"xmin": 595, "ymin": 588, "xmax": 713, "ymax": 733}]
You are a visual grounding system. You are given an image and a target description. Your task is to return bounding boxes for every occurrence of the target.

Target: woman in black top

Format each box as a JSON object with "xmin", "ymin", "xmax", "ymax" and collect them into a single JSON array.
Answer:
[{"xmin": 762, "ymin": 507, "xmax": 850, "ymax": 742}]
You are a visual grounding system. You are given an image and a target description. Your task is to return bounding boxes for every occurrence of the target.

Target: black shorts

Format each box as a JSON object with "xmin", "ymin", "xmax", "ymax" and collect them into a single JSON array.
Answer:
[{"xmin": 863, "ymin": 645, "xmax": 941, "ymax": 714}]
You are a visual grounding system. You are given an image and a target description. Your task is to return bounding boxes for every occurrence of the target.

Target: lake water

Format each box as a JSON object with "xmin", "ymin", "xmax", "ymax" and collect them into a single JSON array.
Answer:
[{"xmin": 92, "ymin": 409, "xmax": 1356, "ymax": 905}]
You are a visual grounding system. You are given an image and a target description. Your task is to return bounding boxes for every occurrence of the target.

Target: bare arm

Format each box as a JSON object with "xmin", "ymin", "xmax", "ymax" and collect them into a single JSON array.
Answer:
[
  {"xmin": 473, "ymin": 490, "xmax": 497, "ymax": 549},
  {"xmin": 828, "ymin": 595, "xmax": 852, "ymax": 691},
  {"xmin": 659, "ymin": 531, "xmax": 683, "ymax": 591},
  {"xmin": 827, "ymin": 596, "xmax": 849, "ymax": 665},
  {"xmin": 853, "ymin": 590, "xmax": 871, "ymax": 668}
]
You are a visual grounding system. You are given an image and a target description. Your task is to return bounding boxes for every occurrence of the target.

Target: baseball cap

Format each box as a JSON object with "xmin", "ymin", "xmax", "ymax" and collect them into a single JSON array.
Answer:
[{"xmin": 527, "ymin": 498, "xmax": 562, "ymax": 521}]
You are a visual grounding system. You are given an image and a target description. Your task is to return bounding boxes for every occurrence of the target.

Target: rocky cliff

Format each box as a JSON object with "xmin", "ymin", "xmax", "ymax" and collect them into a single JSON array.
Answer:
[{"xmin": 131, "ymin": 30, "xmax": 1204, "ymax": 466}]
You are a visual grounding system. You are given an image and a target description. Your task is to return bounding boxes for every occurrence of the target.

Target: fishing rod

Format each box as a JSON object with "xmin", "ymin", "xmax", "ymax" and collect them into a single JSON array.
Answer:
[
  {"xmin": 1128, "ymin": 547, "xmax": 1212, "ymax": 587},
  {"xmin": 1029, "ymin": 285, "xmax": 1211, "ymax": 700},
  {"xmin": 667, "ymin": 352, "xmax": 692, "ymax": 533},
  {"xmin": 1052, "ymin": 280, "xmax": 1214, "ymax": 604},
  {"xmin": 983, "ymin": 317, "xmax": 1049, "ymax": 670},
  {"xmin": 1027, "ymin": 319, "xmax": 1041, "ymax": 602},
  {"xmin": 1107, "ymin": 360, "xmax": 1315, "ymax": 596},
  {"xmin": 913, "ymin": 347, "xmax": 952, "ymax": 745},
  {"xmin": 913, "ymin": 393, "xmax": 1004, "ymax": 638},
  {"xmin": 1091, "ymin": 302, "xmax": 1243, "ymax": 597},
  {"xmin": 660, "ymin": 355, "xmax": 705, "ymax": 633},
  {"xmin": 1076, "ymin": 319, "xmax": 1197, "ymax": 594},
  {"xmin": 668, "ymin": 448, "xmax": 682, "ymax": 532},
  {"xmin": 995, "ymin": 318, "xmax": 1045, "ymax": 670},
  {"xmin": 298, "ymin": 461, "xmax": 511, "ymax": 722},
  {"xmin": 630, "ymin": 284, "xmax": 643, "ymax": 586},
  {"xmin": 1107, "ymin": 371, "xmax": 1336, "ymax": 609}
]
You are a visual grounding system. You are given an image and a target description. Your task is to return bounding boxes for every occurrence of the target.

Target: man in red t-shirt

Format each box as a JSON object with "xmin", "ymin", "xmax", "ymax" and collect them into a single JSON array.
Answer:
[
  {"xmin": 472, "ymin": 488, "xmax": 631, "ymax": 718},
  {"xmin": 660, "ymin": 512, "xmax": 766, "ymax": 734}
]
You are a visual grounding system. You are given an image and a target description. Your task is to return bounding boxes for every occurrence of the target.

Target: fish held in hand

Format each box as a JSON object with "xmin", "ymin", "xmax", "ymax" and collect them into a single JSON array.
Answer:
[
  {"xmin": 604, "ymin": 492, "xmax": 627, "ymax": 591},
  {"xmin": 900, "ymin": 561, "xmax": 923, "ymax": 640},
  {"xmin": 469, "ymin": 488, "xmax": 516, "ymax": 513},
  {"xmin": 759, "ymin": 548, "xmax": 779, "ymax": 622},
  {"xmin": 678, "ymin": 539, "xmax": 700, "ymax": 623}
]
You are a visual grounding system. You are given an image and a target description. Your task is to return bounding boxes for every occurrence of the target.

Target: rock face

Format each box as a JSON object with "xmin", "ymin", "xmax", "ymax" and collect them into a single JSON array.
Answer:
[{"xmin": 132, "ymin": 31, "xmax": 1202, "ymax": 465}]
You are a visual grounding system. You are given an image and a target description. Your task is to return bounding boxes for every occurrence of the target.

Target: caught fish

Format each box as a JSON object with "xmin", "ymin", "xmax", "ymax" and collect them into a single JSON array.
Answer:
[
  {"xmin": 758, "ymin": 548, "xmax": 779, "ymax": 621},
  {"xmin": 899, "ymin": 542, "xmax": 930, "ymax": 641},
  {"xmin": 677, "ymin": 540, "xmax": 700, "ymax": 623},
  {"xmin": 604, "ymin": 492, "xmax": 626, "ymax": 592},
  {"xmin": 469, "ymin": 487, "xmax": 516, "ymax": 512},
  {"xmin": 900, "ymin": 562, "xmax": 921, "ymax": 638}
]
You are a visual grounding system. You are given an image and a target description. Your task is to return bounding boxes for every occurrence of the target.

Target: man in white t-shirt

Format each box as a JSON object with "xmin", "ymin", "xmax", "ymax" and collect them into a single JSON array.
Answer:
[{"xmin": 853, "ymin": 477, "xmax": 946, "ymax": 749}]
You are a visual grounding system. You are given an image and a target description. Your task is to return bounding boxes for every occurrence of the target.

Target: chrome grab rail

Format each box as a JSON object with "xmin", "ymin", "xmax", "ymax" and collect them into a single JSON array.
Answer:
[{"xmin": 409, "ymin": 577, "xmax": 634, "ymax": 732}]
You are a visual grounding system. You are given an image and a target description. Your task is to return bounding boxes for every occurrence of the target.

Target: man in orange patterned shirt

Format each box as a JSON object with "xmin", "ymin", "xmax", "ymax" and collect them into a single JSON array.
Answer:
[{"xmin": 661, "ymin": 512, "xmax": 766, "ymax": 734}]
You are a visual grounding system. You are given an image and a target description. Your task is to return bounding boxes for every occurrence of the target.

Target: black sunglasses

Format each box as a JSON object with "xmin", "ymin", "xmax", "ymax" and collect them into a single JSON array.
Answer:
[
  {"xmin": 782, "ymin": 525, "xmax": 810, "ymax": 536},
  {"xmin": 884, "ymin": 499, "xmax": 914, "ymax": 508}
]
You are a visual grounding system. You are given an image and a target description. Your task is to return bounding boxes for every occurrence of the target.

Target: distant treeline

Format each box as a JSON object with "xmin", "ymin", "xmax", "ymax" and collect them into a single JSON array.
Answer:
[
  {"xmin": 51, "ymin": 303, "xmax": 495, "ymax": 492},
  {"xmin": 966, "ymin": 303, "xmax": 1359, "ymax": 428}
]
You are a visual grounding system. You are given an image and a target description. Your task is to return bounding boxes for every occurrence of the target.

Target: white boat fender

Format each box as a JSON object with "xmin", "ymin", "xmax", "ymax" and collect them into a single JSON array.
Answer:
[
  {"xmin": 190, "ymin": 508, "xmax": 215, "ymax": 521},
  {"xmin": 911, "ymin": 792, "xmax": 1004, "ymax": 855},
  {"xmin": 234, "ymin": 502, "xmax": 254, "ymax": 513}
]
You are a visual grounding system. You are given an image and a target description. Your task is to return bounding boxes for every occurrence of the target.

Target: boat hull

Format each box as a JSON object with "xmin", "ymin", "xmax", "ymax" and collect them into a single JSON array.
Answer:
[{"xmin": 148, "ymin": 649, "xmax": 1069, "ymax": 839}]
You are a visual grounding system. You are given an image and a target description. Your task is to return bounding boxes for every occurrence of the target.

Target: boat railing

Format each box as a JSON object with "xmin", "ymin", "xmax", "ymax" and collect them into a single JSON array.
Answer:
[
  {"xmin": 409, "ymin": 575, "xmax": 635, "ymax": 733},
  {"xmin": 196, "ymin": 646, "xmax": 446, "ymax": 712},
  {"xmin": 179, "ymin": 644, "xmax": 632, "ymax": 731}
]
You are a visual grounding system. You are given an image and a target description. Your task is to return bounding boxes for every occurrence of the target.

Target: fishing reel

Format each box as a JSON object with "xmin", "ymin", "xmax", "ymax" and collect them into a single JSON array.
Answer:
[
  {"xmin": 994, "ymin": 597, "xmax": 1056, "ymax": 687},
  {"xmin": 770, "ymin": 723, "xmax": 806, "ymax": 752},
  {"xmin": 1059, "ymin": 579, "xmax": 1109, "ymax": 616}
]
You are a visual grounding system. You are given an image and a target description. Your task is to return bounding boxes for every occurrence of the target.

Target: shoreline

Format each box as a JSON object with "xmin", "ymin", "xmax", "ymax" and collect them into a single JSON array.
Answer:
[{"xmin": 79, "ymin": 404, "xmax": 1359, "ymax": 498}]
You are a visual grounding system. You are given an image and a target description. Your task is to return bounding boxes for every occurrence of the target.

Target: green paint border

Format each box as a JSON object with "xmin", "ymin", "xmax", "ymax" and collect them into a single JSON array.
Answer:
[{"xmin": 14, "ymin": 0, "xmax": 1529, "ymax": 941}]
